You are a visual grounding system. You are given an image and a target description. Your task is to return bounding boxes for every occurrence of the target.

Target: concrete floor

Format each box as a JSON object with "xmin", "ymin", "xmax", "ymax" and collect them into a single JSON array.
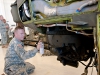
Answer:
[{"xmin": 0, "ymin": 46, "xmax": 97, "ymax": 75}]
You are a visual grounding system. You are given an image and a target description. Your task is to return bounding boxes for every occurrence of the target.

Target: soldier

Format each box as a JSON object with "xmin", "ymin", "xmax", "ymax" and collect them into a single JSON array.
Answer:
[
  {"xmin": 0, "ymin": 15, "xmax": 8, "ymax": 48},
  {"xmin": 2, "ymin": 19, "xmax": 10, "ymax": 44},
  {"xmin": 4, "ymin": 25, "xmax": 41, "ymax": 75}
]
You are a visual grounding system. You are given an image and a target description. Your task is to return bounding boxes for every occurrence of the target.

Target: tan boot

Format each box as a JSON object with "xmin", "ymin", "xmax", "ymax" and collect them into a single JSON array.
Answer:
[
  {"xmin": 2, "ymin": 45, "xmax": 5, "ymax": 48},
  {"xmin": 4, "ymin": 44, "xmax": 8, "ymax": 48}
]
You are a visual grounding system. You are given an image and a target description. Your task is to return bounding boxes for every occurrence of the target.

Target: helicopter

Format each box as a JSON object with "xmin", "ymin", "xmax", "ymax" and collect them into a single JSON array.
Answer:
[{"xmin": 10, "ymin": 0, "xmax": 99, "ymax": 75}]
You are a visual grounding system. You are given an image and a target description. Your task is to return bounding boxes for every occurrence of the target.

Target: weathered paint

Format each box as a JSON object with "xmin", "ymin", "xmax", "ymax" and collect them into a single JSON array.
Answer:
[{"xmin": 97, "ymin": 14, "xmax": 100, "ymax": 75}]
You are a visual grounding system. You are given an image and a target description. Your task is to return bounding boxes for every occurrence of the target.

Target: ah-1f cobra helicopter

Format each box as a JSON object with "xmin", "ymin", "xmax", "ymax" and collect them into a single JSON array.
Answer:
[{"xmin": 11, "ymin": 0, "xmax": 99, "ymax": 75}]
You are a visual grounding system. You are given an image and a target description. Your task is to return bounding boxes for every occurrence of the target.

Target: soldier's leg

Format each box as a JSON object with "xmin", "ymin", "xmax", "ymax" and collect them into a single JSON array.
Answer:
[
  {"xmin": 1, "ymin": 33, "xmax": 5, "ymax": 47},
  {"xmin": 25, "ymin": 62, "xmax": 35, "ymax": 74},
  {"xmin": 1, "ymin": 33, "xmax": 3, "ymax": 46},
  {"xmin": 1, "ymin": 32, "xmax": 7, "ymax": 46},
  {"xmin": 6, "ymin": 31, "xmax": 9, "ymax": 43},
  {"xmin": 4, "ymin": 64, "xmax": 28, "ymax": 75}
]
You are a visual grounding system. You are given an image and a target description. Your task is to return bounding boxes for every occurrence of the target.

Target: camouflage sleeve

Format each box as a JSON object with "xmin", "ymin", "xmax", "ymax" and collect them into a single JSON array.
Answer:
[
  {"xmin": 5, "ymin": 23, "xmax": 9, "ymax": 28},
  {"xmin": 15, "ymin": 44, "xmax": 38, "ymax": 60}
]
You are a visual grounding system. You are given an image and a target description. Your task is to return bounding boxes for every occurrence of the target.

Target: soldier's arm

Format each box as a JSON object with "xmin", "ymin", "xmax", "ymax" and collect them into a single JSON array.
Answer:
[
  {"xmin": 5, "ymin": 23, "xmax": 9, "ymax": 29},
  {"xmin": 15, "ymin": 44, "xmax": 38, "ymax": 60}
]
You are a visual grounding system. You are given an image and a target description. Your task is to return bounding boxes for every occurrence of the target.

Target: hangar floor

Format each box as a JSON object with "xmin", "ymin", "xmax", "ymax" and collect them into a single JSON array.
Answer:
[{"xmin": 0, "ymin": 46, "xmax": 97, "ymax": 75}]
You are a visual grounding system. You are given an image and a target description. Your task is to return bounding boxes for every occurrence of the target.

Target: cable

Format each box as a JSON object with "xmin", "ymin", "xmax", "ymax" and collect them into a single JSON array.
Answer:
[
  {"xmin": 90, "ymin": 27, "xmax": 98, "ymax": 75},
  {"xmin": 66, "ymin": 21, "xmax": 93, "ymax": 36},
  {"xmin": 79, "ymin": 61, "xmax": 94, "ymax": 67}
]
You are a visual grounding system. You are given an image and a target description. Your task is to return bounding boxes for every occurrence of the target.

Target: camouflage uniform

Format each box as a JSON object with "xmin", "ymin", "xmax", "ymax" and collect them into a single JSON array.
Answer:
[
  {"xmin": 0, "ymin": 20, "xmax": 7, "ymax": 45},
  {"xmin": 5, "ymin": 23, "xmax": 9, "ymax": 43},
  {"xmin": 4, "ymin": 37, "xmax": 38, "ymax": 75}
]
